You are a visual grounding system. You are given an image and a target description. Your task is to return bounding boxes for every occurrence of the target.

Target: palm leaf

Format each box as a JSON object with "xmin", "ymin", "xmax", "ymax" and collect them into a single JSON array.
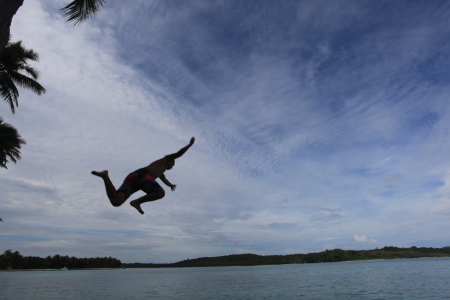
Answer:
[
  {"xmin": 9, "ymin": 71, "xmax": 46, "ymax": 95},
  {"xmin": 61, "ymin": 0, "xmax": 106, "ymax": 25},
  {"xmin": 0, "ymin": 117, "xmax": 26, "ymax": 169},
  {"xmin": 20, "ymin": 64, "xmax": 39, "ymax": 80},
  {"xmin": 0, "ymin": 41, "xmax": 39, "ymax": 68},
  {"xmin": 0, "ymin": 73, "xmax": 19, "ymax": 113},
  {"xmin": 0, "ymin": 41, "xmax": 46, "ymax": 114}
]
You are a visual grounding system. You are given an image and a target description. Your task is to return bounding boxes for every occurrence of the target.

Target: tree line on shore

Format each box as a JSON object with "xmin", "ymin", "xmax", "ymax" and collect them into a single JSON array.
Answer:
[
  {"xmin": 124, "ymin": 246, "xmax": 450, "ymax": 268},
  {"xmin": 3, "ymin": 246, "xmax": 450, "ymax": 270},
  {"xmin": 0, "ymin": 249, "xmax": 122, "ymax": 270}
]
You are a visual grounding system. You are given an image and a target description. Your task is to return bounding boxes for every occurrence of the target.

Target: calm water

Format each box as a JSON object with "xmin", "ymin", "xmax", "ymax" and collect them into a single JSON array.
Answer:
[{"xmin": 1, "ymin": 257, "xmax": 449, "ymax": 299}]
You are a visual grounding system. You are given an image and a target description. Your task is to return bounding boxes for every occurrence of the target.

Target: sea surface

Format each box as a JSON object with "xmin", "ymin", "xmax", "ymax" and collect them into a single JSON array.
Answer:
[{"xmin": 1, "ymin": 257, "xmax": 449, "ymax": 299}]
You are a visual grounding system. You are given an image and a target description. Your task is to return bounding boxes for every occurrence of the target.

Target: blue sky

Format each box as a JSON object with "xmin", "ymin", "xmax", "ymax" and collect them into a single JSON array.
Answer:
[{"xmin": 1, "ymin": 0, "xmax": 450, "ymax": 263}]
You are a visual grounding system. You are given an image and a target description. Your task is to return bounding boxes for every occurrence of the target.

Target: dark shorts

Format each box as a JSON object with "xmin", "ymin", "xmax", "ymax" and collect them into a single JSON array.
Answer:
[{"xmin": 117, "ymin": 168, "xmax": 164, "ymax": 200}]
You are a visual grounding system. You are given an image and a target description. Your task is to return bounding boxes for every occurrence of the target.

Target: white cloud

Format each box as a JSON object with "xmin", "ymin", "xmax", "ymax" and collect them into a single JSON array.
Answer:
[{"xmin": 353, "ymin": 234, "xmax": 377, "ymax": 244}]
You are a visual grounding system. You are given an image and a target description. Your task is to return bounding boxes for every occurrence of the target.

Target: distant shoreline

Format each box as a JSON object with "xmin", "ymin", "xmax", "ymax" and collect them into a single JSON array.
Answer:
[
  {"xmin": 123, "ymin": 246, "xmax": 450, "ymax": 268},
  {"xmin": 2, "ymin": 257, "xmax": 450, "ymax": 272},
  {"xmin": 2, "ymin": 246, "xmax": 450, "ymax": 270},
  {"xmin": 0, "ymin": 251, "xmax": 122, "ymax": 270},
  {"xmin": 0, "ymin": 268, "xmax": 122, "ymax": 272}
]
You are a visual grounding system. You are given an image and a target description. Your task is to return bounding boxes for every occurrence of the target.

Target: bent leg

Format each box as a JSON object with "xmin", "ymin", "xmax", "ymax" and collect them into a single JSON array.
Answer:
[
  {"xmin": 91, "ymin": 170, "xmax": 126, "ymax": 207},
  {"xmin": 130, "ymin": 191, "xmax": 165, "ymax": 215}
]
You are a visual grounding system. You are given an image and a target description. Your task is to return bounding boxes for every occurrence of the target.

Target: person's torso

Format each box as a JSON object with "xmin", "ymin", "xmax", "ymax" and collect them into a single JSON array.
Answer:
[{"xmin": 144, "ymin": 158, "xmax": 167, "ymax": 178}]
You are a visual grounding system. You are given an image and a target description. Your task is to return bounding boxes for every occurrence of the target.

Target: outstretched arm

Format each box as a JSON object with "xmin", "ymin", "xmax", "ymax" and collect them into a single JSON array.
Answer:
[
  {"xmin": 165, "ymin": 137, "xmax": 195, "ymax": 161},
  {"xmin": 160, "ymin": 174, "xmax": 176, "ymax": 191}
]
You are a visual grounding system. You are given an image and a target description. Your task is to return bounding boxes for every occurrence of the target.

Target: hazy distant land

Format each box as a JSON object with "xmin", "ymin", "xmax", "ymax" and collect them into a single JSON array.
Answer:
[{"xmin": 126, "ymin": 246, "xmax": 450, "ymax": 268}]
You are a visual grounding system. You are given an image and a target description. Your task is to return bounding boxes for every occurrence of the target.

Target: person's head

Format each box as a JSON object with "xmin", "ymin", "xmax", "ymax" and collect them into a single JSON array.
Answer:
[{"xmin": 166, "ymin": 158, "xmax": 175, "ymax": 170}]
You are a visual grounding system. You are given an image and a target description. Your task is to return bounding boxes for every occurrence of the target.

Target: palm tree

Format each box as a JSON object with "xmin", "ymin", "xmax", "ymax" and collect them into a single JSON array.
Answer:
[
  {"xmin": 0, "ymin": 40, "xmax": 46, "ymax": 114},
  {"xmin": 0, "ymin": 0, "xmax": 24, "ymax": 52},
  {"xmin": 0, "ymin": 117, "xmax": 26, "ymax": 169},
  {"xmin": 61, "ymin": 0, "xmax": 106, "ymax": 25}
]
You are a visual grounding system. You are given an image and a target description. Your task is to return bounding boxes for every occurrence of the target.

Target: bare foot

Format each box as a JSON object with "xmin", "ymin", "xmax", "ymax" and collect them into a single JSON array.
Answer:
[
  {"xmin": 91, "ymin": 170, "xmax": 108, "ymax": 178},
  {"xmin": 130, "ymin": 200, "xmax": 144, "ymax": 214}
]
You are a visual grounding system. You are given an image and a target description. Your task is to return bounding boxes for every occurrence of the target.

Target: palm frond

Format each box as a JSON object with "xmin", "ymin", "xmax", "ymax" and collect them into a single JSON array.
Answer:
[
  {"xmin": 61, "ymin": 0, "xmax": 106, "ymax": 25},
  {"xmin": 9, "ymin": 71, "xmax": 46, "ymax": 95},
  {"xmin": 0, "ymin": 117, "xmax": 26, "ymax": 169},
  {"xmin": 0, "ymin": 41, "xmax": 38, "ymax": 68},
  {"xmin": 20, "ymin": 64, "xmax": 39, "ymax": 80},
  {"xmin": 5, "ymin": 41, "xmax": 39, "ymax": 61},
  {"xmin": 0, "ymin": 40, "xmax": 46, "ymax": 113},
  {"xmin": 20, "ymin": 45, "xmax": 39, "ymax": 62},
  {"xmin": 0, "ymin": 73, "xmax": 19, "ymax": 113}
]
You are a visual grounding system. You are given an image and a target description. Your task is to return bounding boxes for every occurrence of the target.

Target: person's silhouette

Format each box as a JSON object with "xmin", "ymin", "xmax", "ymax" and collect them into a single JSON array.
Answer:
[{"xmin": 92, "ymin": 137, "xmax": 195, "ymax": 214}]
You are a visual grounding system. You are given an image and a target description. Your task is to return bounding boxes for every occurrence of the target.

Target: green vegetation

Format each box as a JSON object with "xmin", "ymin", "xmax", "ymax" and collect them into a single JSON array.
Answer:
[
  {"xmin": 3, "ymin": 246, "xmax": 449, "ymax": 270},
  {"xmin": 0, "ymin": 250, "xmax": 122, "ymax": 270},
  {"xmin": 124, "ymin": 246, "xmax": 450, "ymax": 268},
  {"xmin": 0, "ymin": 40, "xmax": 46, "ymax": 114},
  {"xmin": 0, "ymin": 117, "xmax": 26, "ymax": 169},
  {"xmin": 61, "ymin": 0, "xmax": 106, "ymax": 25},
  {"xmin": 0, "ymin": 40, "xmax": 46, "ymax": 169}
]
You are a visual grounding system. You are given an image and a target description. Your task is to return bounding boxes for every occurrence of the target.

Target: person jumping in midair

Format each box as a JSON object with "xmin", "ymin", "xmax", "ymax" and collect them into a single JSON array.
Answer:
[{"xmin": 91, "ymin": 137, "xmax": 195, "ymax": 214}]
